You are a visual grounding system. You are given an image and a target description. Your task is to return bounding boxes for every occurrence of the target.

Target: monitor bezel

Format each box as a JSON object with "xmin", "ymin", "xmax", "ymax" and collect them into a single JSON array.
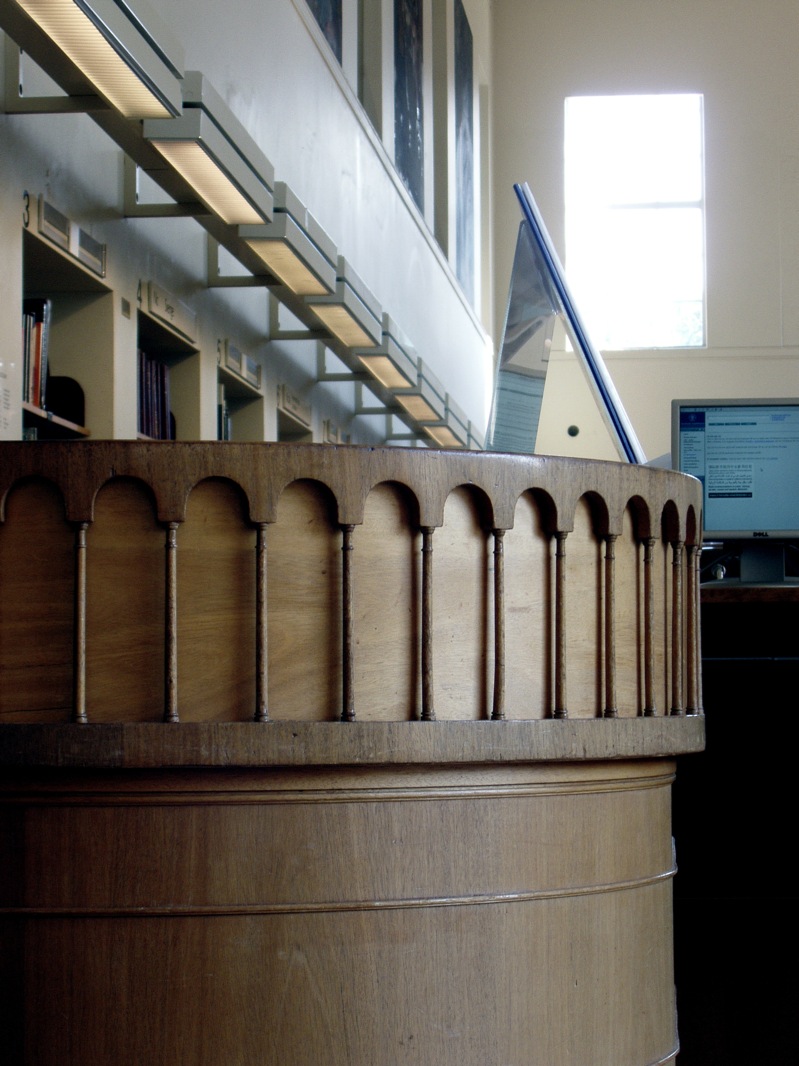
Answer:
[{"xmin": 671, "ymin": 395, "xmax": 799, "ymax": 541}]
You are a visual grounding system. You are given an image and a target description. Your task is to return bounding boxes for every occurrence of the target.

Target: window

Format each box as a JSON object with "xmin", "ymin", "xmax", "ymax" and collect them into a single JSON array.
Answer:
[{"xmin": 564, "ymin": 93, "xmax": 705, "ymax": 350}]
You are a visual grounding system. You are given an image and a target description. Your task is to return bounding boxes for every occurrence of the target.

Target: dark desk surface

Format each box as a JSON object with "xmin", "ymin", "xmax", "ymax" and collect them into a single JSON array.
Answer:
[
  {"xmin": 674, "ymin": 581, "xmax": 798, "ymax": 1066},
  {"xmin": 701, "ymin": 580, "xmax": 799, "ymax": 604}
]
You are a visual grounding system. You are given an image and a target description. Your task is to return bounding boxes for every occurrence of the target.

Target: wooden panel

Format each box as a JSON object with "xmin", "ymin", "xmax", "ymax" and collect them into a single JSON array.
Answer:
[
  {"xmin": 0, "ymin": 759, "xmax": 679, "ymax": 1066},
  {"xmin": 86, "ymin": 478, "xmax": 164, "ymax": 722},
  {"xmin": 353, "ymin": 482, "xmax": 420, "ymax": 720},
  {"xmin": 267, "ymin": 480, "xmax": 341, "ymax": 720},
  {"xmin": 434, "ymin": 487, "xmax": 491, "ymax": 719},
  {"xmin": 504, "ymin": 490, "xmax": 552, "ymax": 719},
  {"xmin": 12, "ymin": 890, "xmax": 676, "ymax": 1066},
  {"xmin": 0, "ymin": 478, "xmax": 72, "ymax": 721},
  {"xmin": 177, "ymin": 478, "xmax": 256, "ymax": 721},
  {"xmin": 616, "ymin": 507, "xmax": 643, "ymax": 716},
  {"xmin": 565, "ymin": 498, "xmax": 602, "ymax": 718},
  {"xmin": 654, "ymin": 538, "xmax": 672, "ymax": 714},
  {"xmin": 12, "ymin": 766, "xmax": 673, "ymax": 909}
]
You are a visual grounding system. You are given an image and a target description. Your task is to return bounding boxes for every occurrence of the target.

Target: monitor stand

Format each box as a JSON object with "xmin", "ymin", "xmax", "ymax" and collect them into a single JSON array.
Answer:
[{"xmin": 739, "ymin": 541, "xmax": 796, "ymax": 585}]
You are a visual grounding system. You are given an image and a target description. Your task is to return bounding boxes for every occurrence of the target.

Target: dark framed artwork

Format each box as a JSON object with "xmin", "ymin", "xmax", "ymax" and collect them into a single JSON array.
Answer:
[
  {"xmin": 454, "ymin": 0, "xmax": 474, "ymax": 304},
  {"xmin": 394, "ymin": 0, "xmax": 424, "ymax": 212},
  {"xmin": 307, "ymin": 0, "xmax": 342, "ymax": 63}
]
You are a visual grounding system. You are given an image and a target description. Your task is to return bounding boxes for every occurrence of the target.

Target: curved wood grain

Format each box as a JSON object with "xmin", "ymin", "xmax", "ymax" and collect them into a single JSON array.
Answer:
[{"xmin": 0, "ymin": 442, "xmax": 702, "ymax": 1065}]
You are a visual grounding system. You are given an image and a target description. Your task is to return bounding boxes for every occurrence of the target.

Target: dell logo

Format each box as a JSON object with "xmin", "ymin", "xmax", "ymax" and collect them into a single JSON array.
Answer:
[{"xmin": 753, "ymin": 531, "xmax": 770, "ymax": 538}]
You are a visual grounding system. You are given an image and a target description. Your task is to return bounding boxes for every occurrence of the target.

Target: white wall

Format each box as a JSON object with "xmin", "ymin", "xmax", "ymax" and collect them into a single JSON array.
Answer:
[
  {"xmin": 0, "ymin": 0, "xmax": 495, "ymax": 442},
  {"xmin": 151, "ymin": 0, "xmax": 497, "ymax": 430},
  {"xmin": 492, "ymin": 0, "xmax": 799, "ymax": 462}
]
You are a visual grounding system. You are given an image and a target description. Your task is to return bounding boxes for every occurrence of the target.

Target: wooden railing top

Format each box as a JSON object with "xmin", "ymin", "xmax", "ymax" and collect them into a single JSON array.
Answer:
[
  {"xmin": 0, "ymin": 441, "xmax": 703, "ymax": 539},
  {"xmin": 0, "ymin": 719, "xmax": 705, "ymax": 770},
  {"xmin": 0, "ymin": 442, "xmax": 707, "ymax": 763}
]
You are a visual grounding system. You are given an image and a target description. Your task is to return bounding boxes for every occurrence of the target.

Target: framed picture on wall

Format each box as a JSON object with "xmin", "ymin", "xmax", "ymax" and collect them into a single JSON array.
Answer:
[
  {"xmin": 454, "ymin": 0, "xmax": 474, "ymax": 305},
  {"xmin": 394, "ymin": 0, "xmax": 425, "ymax": 212},
  {"xmin": 306, "ymin": 0, "xmax": 342, "ymax": 63}
]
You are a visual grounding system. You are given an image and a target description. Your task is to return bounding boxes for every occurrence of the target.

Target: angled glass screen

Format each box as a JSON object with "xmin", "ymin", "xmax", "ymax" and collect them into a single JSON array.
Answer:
[{"xmin": 487, "ymin": 183, "xmax": 646, "ymax": 464}]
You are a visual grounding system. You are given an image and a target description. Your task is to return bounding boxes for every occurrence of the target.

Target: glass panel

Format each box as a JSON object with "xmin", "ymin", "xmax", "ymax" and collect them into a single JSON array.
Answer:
[
  {"xmin": 486, "ymin": 221, "xmax": 558, "ymax": 454},
  {"xmin": 487, "ymin": 184, "xmax": 645, "ymax": 463}
]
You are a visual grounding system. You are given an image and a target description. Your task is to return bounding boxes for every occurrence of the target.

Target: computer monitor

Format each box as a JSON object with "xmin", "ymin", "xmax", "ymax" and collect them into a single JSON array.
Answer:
[{"xmin": 672, "ymin": 397, "xmax": 799, "ymax": 584}]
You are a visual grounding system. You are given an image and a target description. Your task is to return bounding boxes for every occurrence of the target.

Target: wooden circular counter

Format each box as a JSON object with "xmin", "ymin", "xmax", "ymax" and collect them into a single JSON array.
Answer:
[{"xmin": 0, "ymin": 442, "xmax": 705, "ymax": 1066}]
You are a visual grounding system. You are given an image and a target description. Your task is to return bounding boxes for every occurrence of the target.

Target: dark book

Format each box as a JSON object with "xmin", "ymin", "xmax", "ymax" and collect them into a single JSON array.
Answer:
[
  {"xmin": 22, "ymin": 298, "xmax": 52, "ymax": 408},
  {"xmin": 137, "ymin": 350, "xmax": 173, "ymax": 439}
]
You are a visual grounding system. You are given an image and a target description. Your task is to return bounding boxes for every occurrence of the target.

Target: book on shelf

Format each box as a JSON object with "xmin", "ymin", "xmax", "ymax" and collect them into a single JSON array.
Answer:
[
  {"xmin": 22, "ymin": 297, "xmax": 52, "ymax": 409},
  {"xmin": 218, "ymin": 382, "xmax": 232, "ymax": 440},
  {"xmin": 137, "ymin": 349, "xmax": 174, "ymax": 440}
]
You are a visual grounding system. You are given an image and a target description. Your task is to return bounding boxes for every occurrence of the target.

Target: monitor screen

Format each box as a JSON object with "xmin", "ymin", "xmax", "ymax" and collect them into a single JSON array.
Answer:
[{"xmin": 672, "ymin": 397, "xmax": 799, "ymax": 583}]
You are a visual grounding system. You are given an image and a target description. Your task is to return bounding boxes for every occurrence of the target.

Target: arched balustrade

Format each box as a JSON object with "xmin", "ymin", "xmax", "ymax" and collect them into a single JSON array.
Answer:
[{"xmin": 0, "ymin": 441, "xmax": 702, "ymax": 726}]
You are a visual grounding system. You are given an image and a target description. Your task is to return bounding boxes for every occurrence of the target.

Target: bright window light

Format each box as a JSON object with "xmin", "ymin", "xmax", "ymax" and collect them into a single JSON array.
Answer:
[{"xmin": 565, "ymin": 93, "xmax": 705, "ymax": 350}]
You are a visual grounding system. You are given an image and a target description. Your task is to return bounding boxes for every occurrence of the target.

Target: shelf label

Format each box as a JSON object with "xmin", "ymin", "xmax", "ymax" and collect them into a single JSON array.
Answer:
[
  {"xmin": 277, "ymin": 384, "xmax": 311, "ymax": 428},
  {"xmin": 147, "ymin": 282, "xmax": 196, "ymax": 342},
  {"xmin": 36, "ymin": 196, "xmax": 106, "ymax": 277},
  {"xmin": 243, "ymin": 354, "xmax": 262, "ymax": 389}
]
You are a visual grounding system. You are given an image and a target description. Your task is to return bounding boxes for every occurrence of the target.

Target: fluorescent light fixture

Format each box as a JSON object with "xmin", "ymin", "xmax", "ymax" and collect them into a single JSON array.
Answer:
[
  {"xmin": 305, "ymin": 257, "xmax": 382, "ymax": 348},
  {"xmin": 394, "ymin": 360, "xmax": 447, "ymax": 424},
  {"xmin": 418, "ymin": 394, "xmax": 469, "ymax": 449},
  {"xmin": 144, "ymin": 71, "xmax": 274, "ymax": 225},
  {"xmin": 424, "ymin": 424, "xmax": 462, "ymax": 449},
  {"xmin": 441, "ymin": 396, "xmax": 471, "ymax": 447},
  {"xmin": 10, "ymin": 0, "xmax": 184, "ymax": 117},
  {"xmin": 354, "ymin": 314, "xmax": 417, "ymax": 390},
  {"xmin": 239, "ymin": 182, "xmax": 336, "ymax": 295}
]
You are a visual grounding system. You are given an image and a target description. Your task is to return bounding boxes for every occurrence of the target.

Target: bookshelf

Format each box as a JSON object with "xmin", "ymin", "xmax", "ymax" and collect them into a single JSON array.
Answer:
[
  {"xmin": 21, "ymin": 226, "xmax": 111, "ymax": 439},
  {"xmin": 21, "ymin": 397, "xmax": 89, "ymax": 440},
  {"xmin": 217, "ymin": 339, "xmax": 264, "ymax": 441},
  {"xmin": 137, "ymin": 283, "xmax": 200, "ymax": 441},
  {"xmin": 21, "ymin": 210, "xmax": 268, "ymax": 445},
  {"xmin": 276, "ymin": 382, "xmax": 313, "ymax": 443}
]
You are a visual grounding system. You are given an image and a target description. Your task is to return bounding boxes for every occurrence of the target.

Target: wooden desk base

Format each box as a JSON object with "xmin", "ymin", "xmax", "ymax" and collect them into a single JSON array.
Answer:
[{"xmin": 1, "ymin": 749, "xmax": 680, "ymax": 1066}]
